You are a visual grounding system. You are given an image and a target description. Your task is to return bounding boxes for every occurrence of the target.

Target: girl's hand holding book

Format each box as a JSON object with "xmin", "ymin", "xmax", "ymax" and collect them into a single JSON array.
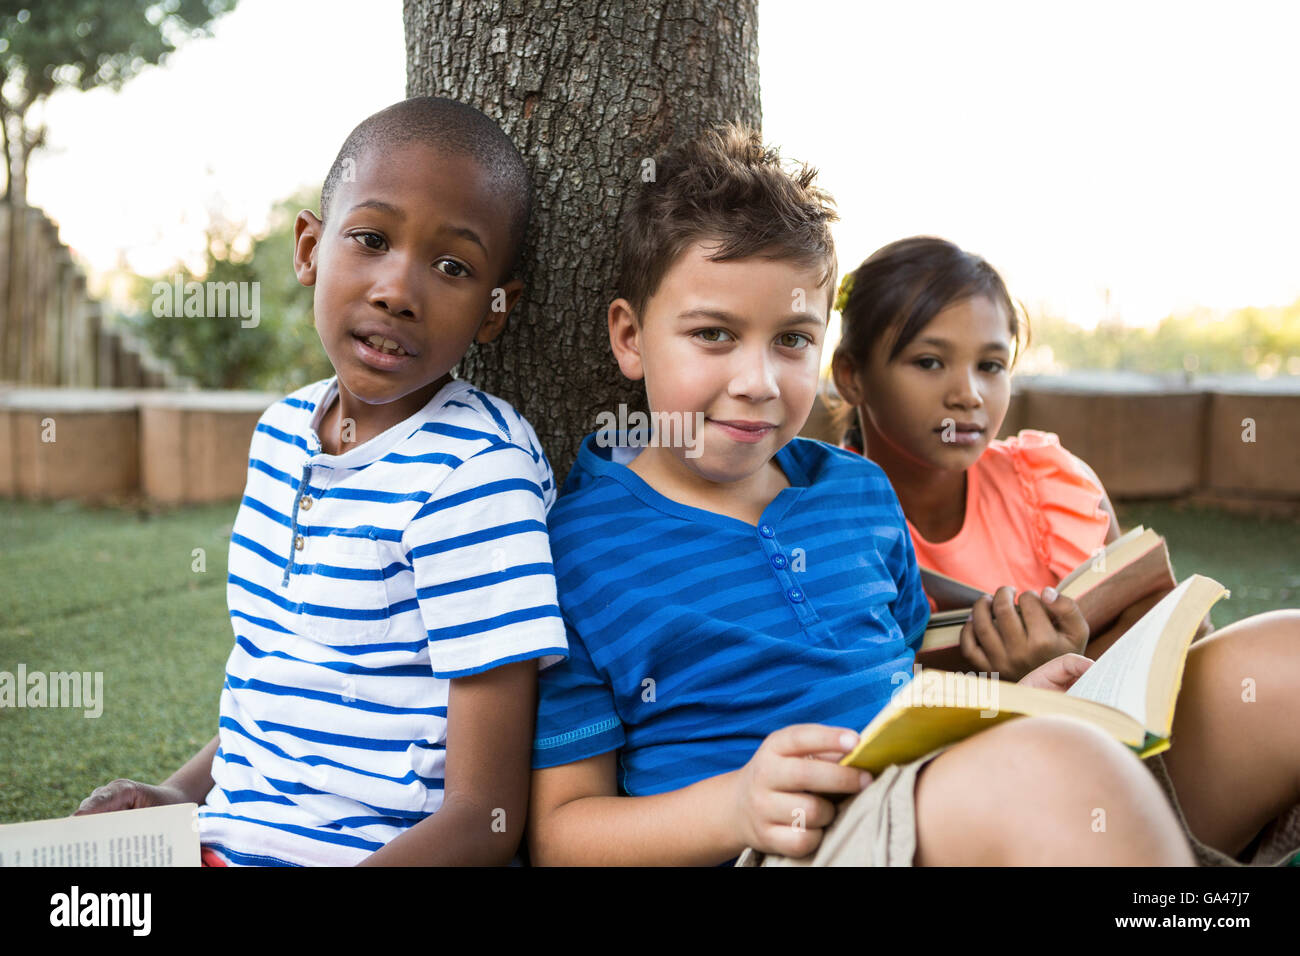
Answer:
[{"xmin": 960, "ymin": 586, "xmax": 1090, "ymax": 681}]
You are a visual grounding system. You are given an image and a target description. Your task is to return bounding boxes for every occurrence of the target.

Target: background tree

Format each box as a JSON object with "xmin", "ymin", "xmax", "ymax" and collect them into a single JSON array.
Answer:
[
  {"xmin": 0, "ymin": 0, "xmax": 237, "ymax": 380},
  {"xmin": 1024, "ymin": 301, "xmax": 1300, "ymax": 379},
  {"xmin": 405, "ymin": 0, "xmax": 760, "ymax": 476},
  {"xmin": 0, "ymin": 0, "xmax": 237, "ymax": 203},
  {"xmin": 123, "ymin": 188, "xmax": 331, "ymax": 391}
]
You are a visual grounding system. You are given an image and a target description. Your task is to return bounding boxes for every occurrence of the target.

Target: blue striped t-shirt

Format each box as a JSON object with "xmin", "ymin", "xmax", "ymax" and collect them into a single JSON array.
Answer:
[
  {"xmin": 533, "ymin": 434, "xmax": 930, "ymax": 797},
  {"xmin": 200, "ymin": 376, "xmax": 567, "ymax": 866}
]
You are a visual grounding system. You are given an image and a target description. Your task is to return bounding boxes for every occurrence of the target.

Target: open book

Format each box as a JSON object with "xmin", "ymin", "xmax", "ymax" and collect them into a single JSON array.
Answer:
[
  {"xmin": 917, "ymin": 526, "xmax": 1176, "ymax": 667},
  {"xmin": 841, "ymin": 574, "xmax": 1226, "ymax": 775},
  {"xmin": 0, "ymin": 803, "xmax": 200, "ymax": 867}
]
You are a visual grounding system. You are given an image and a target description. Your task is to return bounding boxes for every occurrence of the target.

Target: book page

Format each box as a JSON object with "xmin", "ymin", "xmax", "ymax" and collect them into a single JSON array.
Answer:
[
  {"xmin": 0, "ymin": 803, "xmax": 200, "ymax": 867},
  {"xmin": 1064, "ymin": 577, "xmax": 1192, "ymax": 723}
]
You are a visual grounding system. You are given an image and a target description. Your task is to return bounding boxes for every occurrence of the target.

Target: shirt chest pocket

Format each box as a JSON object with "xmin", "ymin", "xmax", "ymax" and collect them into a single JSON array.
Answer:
[{"xmin": 293, "ymin": 532, "xmax": 393, "ymax": 645}]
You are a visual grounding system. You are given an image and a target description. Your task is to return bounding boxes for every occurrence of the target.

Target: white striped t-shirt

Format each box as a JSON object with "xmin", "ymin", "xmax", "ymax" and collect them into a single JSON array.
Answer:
[{"xmin": 199, "ymin": 376, "xmax": 567, "ymax": 866}]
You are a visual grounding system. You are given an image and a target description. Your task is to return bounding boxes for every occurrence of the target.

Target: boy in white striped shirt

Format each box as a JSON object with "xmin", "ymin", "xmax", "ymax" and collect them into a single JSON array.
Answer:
[{"xmin": 76, "ymin": 97, "xmax": 567, "ymax": 866}]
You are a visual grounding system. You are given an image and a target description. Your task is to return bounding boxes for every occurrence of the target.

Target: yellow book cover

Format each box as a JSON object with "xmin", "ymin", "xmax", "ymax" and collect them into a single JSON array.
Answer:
[{"xmin": 843, "ymin": 575, "xmax": 1226, "ymax": 774}]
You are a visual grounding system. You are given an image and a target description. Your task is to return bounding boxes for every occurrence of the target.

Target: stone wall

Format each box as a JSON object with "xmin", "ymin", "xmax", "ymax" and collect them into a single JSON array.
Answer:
[
  {"xmin": 0, "ymin": 388, "xmax": 277, "ymax": 504},
  {"xmin": 3, "ymin": 379, "xmax": 1298, "ymax": 505},
  {"xmin": 806, "ymin": 374, "xmax": 1300, "ymax": 502}
]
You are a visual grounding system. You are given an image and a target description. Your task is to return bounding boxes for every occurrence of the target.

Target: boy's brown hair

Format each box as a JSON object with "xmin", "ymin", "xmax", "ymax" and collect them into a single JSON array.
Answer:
[{"xmin": 618, "ymin": 124, "xmax": 839, "ymax": 316}]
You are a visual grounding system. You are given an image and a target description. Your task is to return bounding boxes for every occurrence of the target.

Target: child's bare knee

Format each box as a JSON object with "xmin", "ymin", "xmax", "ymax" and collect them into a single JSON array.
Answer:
[
  {"xmin": 962, "ymin": 715, "xmax": 1137, "ymax": 790},
  {"xmin": 916, "ymin": 716, "xmax": 1191, "ymax": 864},
  {"xmin": 1181, "ymin": 610, "xmax": 1300, "ymax": 724},
  {"xmin": 1190, "ymin": 609, "xmax": 1300, "ymax": 677}
]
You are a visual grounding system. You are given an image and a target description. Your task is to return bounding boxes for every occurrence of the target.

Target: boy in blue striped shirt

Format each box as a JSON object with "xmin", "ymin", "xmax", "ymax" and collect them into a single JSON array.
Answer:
[
  {"xmin": 77, "ymin": 98, "xmax": 567, "ymax": 866},
  {"xmin": 528, "ymin": 127, "xmax": 1196, "ymax": 866}
]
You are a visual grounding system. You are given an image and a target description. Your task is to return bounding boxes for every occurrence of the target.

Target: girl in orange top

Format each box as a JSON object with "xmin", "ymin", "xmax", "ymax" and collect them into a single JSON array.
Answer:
[
  {"xmin": 831, "ymin": 236, "xmax": 1300, "ymax": 864},
  {"xmin": 903, "ymin": 427, "xmax": 1112, "ymax": 597},
  {"xmin": 832, "ymin": 237, "xmax": 1122, "ymax": 678}
]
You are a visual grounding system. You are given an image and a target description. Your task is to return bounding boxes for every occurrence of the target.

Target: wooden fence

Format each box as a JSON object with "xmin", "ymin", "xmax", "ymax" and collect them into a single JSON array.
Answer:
[{"xmin": 0, "ymin": 202, "xmax": 183, "ymax": 388}]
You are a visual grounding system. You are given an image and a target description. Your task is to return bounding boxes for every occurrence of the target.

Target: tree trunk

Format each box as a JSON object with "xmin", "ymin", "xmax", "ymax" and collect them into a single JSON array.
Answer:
[
  {"xmin": 404, "ymin": 0, "xmax": 760, "ymax": 478},
  {"xmin": 0, "ymin": 97, "xmax": 12, "ymax": 203}
]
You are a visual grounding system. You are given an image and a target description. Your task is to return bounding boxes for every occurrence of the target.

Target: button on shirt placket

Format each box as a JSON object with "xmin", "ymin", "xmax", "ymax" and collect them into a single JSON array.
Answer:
[
  {"xmin": 757, "ymin": 522, "xmax": 817, "ymax": 627},
  {"xmin": 282, "ymin": 461, "xmax": 315, "ymax": 587}
]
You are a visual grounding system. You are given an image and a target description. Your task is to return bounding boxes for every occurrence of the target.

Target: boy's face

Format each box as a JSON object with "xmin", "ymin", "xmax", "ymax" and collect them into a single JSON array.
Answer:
[
  {"xmin": 293, "ymin": 143, "xmax": 522, "ymax": 410},
  {"xmin": 609, "ymin": 241, "xmax": 830, "ymax": 486}
]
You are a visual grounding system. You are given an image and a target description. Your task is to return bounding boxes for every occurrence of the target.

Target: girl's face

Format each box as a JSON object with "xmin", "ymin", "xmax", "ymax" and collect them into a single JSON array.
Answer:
[{"xmin": 838, "ymin": 294, "xmax": 1014, "ymax": 473}]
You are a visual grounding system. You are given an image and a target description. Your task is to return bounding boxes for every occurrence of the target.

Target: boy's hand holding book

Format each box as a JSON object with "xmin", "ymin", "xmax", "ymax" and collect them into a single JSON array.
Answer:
[
  {"xmin": 729, "ymin": 724, "xmax": 872, "ymax": 858},
  {"xmin": 76, "ymin": 779, "xmax": 191, "ymax": 816},
  {"xmin": 959, "ymin": 586, "xmax": 1089, "ymax": 681},
  {"xmin": 727, "ymin": 656, "xmax": 1092, "ymax": 859},
  {"xmin": 1018, "ymin": 652, "xmax": 1093, "ymax": 693},
  {"xmin": 76, "ymin": 735, "xmax": 218, "ymax": 818}
]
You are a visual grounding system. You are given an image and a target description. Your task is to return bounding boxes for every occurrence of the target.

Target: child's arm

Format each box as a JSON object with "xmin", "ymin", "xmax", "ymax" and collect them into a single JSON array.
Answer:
[
  {"xmin": 358, "ymin": 660, "xmax": 536, "ymax": 866},
  {"xmin": 528, "ymin": 724, "xmax": 870, "ymax": 867},
  {"xmin": 365, "ymin": 434, "xmax": 563, "ymax": 865},
  {"xmin": 75, "ymin": 734, "xmax": 220, "ymax": 814}
]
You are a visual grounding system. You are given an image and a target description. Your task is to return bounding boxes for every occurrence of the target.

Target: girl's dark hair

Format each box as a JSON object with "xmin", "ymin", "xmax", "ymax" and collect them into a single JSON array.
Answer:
[{"xmin": 834, "ymin": 236, "xmax": 1027, "ymax": 369}]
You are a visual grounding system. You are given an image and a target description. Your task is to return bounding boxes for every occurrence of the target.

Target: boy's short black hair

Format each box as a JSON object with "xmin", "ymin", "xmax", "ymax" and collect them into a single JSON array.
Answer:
[
  {"xmin": 320, "ymin": 96, "xmax": 532, "ymax": 278},
  {"xmin": 618, "ymin": 124, "xmax": 838, "ymax": 317}
]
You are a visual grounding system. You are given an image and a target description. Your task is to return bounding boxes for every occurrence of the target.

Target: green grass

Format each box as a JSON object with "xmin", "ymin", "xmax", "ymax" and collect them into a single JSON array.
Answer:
[
  {"xmin": 1, "ymin": 497, "xmax": 1297, "ymax": 824},
  {"xmin": 1115, "ymin": 500, "xmax": 1300, "ymax": 627},
  {"xmin": 0, "ymin": 500, "xmax": 237, "ymax": 823}
]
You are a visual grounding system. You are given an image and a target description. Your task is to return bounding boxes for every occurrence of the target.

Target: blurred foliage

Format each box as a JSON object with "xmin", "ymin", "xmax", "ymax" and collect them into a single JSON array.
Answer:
[
  {"xmin": 122, "ymin": 187, "xmax": 334, "ymax": 392},
  {"xmin": 1026, "ymin": 299, "xmax": 1300, "ymax": 377},
  {"xmin": 0, "ymin": 0, "xmax": 238, "ymax": 201}
]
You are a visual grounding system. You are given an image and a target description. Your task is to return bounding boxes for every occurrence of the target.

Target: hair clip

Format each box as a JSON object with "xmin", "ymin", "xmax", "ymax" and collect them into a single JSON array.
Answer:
[{"xmin": 834, "ymin": 272, "xmax": 855, "ymax": 313}]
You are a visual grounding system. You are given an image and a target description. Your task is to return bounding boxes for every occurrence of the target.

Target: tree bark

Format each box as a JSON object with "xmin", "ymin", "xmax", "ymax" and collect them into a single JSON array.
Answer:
[{"xmin": 404, "ymin": 0, "xmax": 760, "ymax": 478}]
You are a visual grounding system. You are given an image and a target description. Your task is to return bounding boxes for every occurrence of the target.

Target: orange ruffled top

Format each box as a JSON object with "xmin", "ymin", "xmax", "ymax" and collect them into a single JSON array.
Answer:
[{"xmin": 906, "ymin": 430, "xmax": 1112, "ymax": 595}]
